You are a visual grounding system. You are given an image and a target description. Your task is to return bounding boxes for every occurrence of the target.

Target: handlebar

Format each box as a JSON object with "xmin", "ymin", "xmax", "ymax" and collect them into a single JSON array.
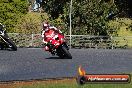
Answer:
[{"xmin": 0, "ymin": 28, "xmax": 6, "ymax": 35}]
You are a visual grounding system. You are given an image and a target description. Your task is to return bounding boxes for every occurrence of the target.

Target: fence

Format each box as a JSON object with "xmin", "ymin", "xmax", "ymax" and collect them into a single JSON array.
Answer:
[{"xmin": 8, "ymin": 33, "xmax": 132, "ymax": 49}]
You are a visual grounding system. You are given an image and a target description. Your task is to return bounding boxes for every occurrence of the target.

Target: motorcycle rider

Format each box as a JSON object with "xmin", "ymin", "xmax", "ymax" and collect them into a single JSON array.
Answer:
[
  {"xmin": 0, "ymin": 23, "xmax": 3, "ymax": 49},
  {"xmin": 0, "ymin": 23, "xmax": 6, "ymax": 50},
  {"xmin": 0, "ymin": 23, "xmax": 6, "ymax": 36},
  {"xmin": 41, "ymin": 21, "xmax": 62, "ymax": 53}
]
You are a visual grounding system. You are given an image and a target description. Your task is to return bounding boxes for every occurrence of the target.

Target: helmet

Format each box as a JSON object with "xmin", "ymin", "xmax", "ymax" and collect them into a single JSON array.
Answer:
[{"xmin": 43, "ymin": 22, "xmax": 49, "ymax": 29}]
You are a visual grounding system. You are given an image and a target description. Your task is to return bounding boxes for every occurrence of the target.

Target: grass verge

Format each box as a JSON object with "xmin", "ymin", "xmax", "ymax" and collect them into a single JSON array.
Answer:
[{"xmin": 0, "ymin": 76, "xmax": 131, "ymax": 88}]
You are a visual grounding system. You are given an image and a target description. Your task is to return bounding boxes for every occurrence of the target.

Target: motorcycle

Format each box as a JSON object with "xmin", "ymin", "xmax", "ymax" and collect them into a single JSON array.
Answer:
[
  {"xmin": 43, "ymin": 29, "xmax": 72, "ymax": 59},
  {"xmin": 0, "ymin": 24, "xmax": 17, "ymax": 51}
]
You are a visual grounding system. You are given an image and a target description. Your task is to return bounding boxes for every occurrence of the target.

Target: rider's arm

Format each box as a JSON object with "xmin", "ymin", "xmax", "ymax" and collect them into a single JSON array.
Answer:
[
  {"xmin": 49, "ymin": 26, "xmax": 57, "ymax": 30},
  {"xmin": 43, "ymin": 39, "xmax": 48, "ymax": 44},
  {"xmin": 41, "ymin": 30, "xmax": 45, "ymax": 38},
  {"xmin": 49, "ymin": 26, "xmax": 62, "ymax": 34},
  {"xmin": 42, "ymin": 30, "xmax": 48, "ymax": 44},
  {"xmin": 58, "ymin": 30, "xmax": 62, "ymax": 34}
]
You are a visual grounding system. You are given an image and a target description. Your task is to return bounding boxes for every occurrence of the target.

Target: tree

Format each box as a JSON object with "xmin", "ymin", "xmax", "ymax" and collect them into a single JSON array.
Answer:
[
  {"xmin": 41, "ymin": 0, "xmax": 70, "ymax": 19},
  {"xmin": 41, "ymin": 0, "xmax": 118, "ymax": 35},
  {"xmin": 114, "ymin": 0, "xmax": 132, "ymax": 17},
  {"xmin": 14, "ymin": 12, "xmax": 49, "ymax": 34},
  {"xmin": 0, "ymin": 0, "xmax": 28, "ymax": 32},
  {"xmin": 63, "ymin": 0, "xmax": 118, "ymax": 35}
]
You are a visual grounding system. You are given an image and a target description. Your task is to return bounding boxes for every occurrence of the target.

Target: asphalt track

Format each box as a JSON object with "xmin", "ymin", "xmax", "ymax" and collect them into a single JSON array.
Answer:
[{"xmin": 0, "ymin": 48, "xmax": 132, "ymax": 81}]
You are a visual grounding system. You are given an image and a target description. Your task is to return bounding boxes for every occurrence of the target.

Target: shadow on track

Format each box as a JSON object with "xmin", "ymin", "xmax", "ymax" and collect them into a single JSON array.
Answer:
[
  {"xmin": 0, "ymin": 46, "xmax": 18, "ymax": 51},
  {"xmin": 0, "ymin": 48, "xmax": 16, "ymax": 51},
  {"xmin": 45, "ymin": 56, "xmax": 72, "ymax": 59}
]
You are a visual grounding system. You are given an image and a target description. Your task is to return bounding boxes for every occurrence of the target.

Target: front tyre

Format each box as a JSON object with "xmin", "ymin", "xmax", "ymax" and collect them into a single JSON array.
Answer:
[
  {"xmin": 0, "ymin": 43, "xmax": 4, "ymax": 50},
  {"xmin": 61, "ymin": 46, "xmax": 72, "ymax": 59},
  {"xmin": 7, "ymin": 39, "xmax": 17, "ymax": 51}
]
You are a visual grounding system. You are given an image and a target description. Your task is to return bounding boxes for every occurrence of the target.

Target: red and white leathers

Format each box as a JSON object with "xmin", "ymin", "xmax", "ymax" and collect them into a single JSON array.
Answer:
[{"xmin": 42, "ymin": 25, "xmax": 62, "ymax": 51}]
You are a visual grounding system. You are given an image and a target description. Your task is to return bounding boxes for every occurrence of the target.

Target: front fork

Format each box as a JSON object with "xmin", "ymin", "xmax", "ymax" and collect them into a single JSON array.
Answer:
[{"xmin": 46, "ymin": 43, "xmax": 56, "ymax": 55}]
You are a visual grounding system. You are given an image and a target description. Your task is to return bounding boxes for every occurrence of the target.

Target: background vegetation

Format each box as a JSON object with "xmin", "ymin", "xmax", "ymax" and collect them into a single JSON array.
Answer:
[
  {"xmin": 0, "ymin": 0, "xmax": 28, "ymax": 32},
  {"xmin": 0, "ymin": 0, "xmax": 132, "ymax": 36}
]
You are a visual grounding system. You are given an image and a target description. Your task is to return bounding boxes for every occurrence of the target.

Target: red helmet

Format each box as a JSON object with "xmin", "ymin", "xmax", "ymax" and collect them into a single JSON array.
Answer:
[{"xmin": 43, "ymin": 22, "xmax": 49, "ymax": 29}]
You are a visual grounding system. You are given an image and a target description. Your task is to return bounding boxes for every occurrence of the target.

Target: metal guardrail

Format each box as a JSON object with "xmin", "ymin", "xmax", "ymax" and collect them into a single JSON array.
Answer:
[{"xmin": 7, "ymin": 33, "xmax": 132, "ymax": 49}]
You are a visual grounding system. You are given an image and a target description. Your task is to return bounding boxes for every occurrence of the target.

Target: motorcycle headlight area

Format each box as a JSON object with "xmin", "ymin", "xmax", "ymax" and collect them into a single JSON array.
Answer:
[
  {"xmin": 49, "ymin": 39, "xmax": 59, "ymax": 46},
  {"xmin": 54, "ymin": 43, "xmax": 60, "ymax": 46},
  {"xmin": 53, "ymin": 35, "xmax": 59, "ymax": 40}
]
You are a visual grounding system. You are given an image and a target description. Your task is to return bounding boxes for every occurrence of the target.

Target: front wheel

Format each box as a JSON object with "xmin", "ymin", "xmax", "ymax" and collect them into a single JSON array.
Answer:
[
  {"xmin": 0, "ymin": 43, "xmax": 4, "ymax": 50},
  {"xmin": 58, "ymin": 46, "xmax": 72, "ymax": 59},
  {"xmin": 7, "ymin": 39, "xmax": 17, "ymax": 51}
]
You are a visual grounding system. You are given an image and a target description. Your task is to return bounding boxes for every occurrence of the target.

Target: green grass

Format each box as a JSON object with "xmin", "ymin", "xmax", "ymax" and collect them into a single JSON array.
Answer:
[
  {"xmin": 10, "ymin": 78, "xmax": 131, "ymax": 88},
  {"xmin": 19, "ymin": 82, "xmax": 132, "ymax": 88}
]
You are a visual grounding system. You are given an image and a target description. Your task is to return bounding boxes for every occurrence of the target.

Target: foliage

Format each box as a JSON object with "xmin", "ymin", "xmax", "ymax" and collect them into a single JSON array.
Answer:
[
  {"xmin": 14, "ymin": 12, "xmax": 49, "ymax": 34},
  {"xmin": 114, "ymin": 0, "xmax": 131, "ymax": 16},
  {"xmin": 0, "ymin": 0, "xmax": 28, "ymax": 32},
  {"xmin": 0, "ymin": 0, "xmax": 131, "ymax": 36},
  {"xmin": 42, "ymin": 0, "xmax": 119, "ymax": 35},
  {"xmin": 41, "ymin": 0, "xmax": 70, "ymax": 19},
  {"xmin": 62, "ymin": 0, "xmax": 118, "ymax": 35}
]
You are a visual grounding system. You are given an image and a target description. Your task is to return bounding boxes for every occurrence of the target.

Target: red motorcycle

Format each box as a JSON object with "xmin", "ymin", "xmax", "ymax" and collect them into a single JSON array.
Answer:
[{"xmin": 43, "ymin": 29, "xmax": 72, "ymax": 59}]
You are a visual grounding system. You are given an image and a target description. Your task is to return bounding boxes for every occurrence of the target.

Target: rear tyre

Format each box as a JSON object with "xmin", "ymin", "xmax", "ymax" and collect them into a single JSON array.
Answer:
[{"xmin": 61, "ymin": 46, "xmax": 72, "ymax": 59}]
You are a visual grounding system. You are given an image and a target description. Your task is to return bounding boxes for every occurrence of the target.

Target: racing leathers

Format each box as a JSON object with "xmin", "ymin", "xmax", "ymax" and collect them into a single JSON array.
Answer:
[{"xmin": 41, "ymin": 26, "xmax": 62, "ymax": 52}]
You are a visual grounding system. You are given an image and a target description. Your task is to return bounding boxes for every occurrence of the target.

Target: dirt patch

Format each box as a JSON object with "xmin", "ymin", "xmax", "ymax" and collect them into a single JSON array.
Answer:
[{"xmin": 0, "ymin": 78, "xmax": 76, "ymax": 88}]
